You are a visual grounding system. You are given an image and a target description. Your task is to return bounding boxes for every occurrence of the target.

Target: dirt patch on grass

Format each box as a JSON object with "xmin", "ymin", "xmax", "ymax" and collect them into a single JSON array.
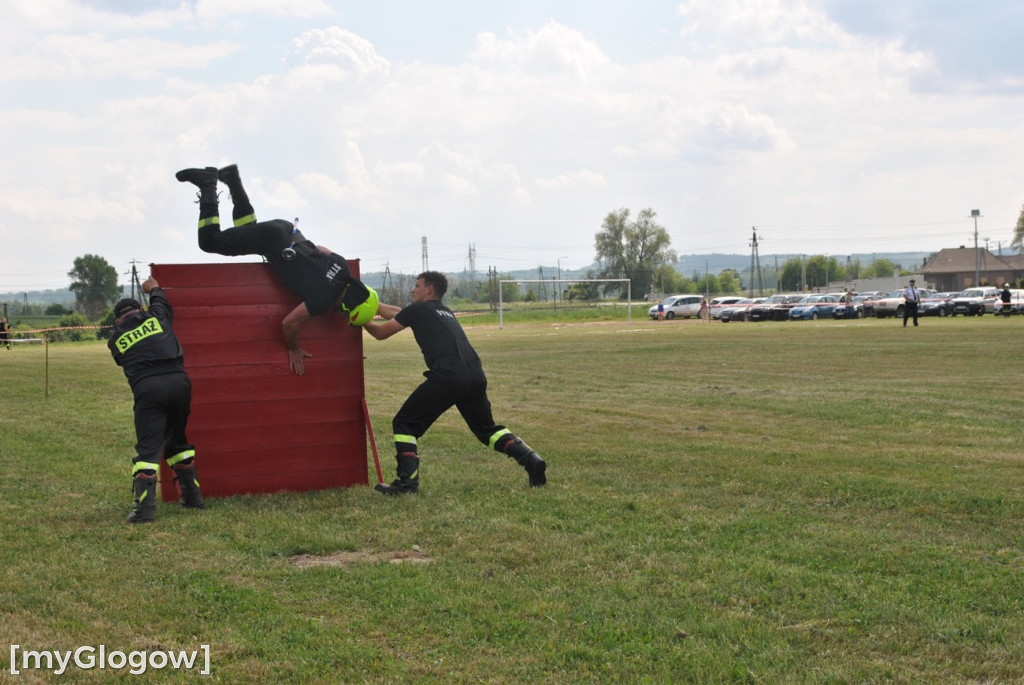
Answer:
[{"xmin": 288, "ymin": 548, "xmax": 432, "ymax": 569}]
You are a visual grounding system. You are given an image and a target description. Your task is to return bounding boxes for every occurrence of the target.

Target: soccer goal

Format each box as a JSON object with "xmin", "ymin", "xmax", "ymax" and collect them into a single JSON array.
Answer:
[{"xmin": 498, "ymin": 278, "xmax": 632, "ymax": 329}]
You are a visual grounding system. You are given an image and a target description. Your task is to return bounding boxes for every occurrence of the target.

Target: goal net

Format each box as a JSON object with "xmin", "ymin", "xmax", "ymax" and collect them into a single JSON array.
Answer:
[{"xmin": 498, "ymin": 278, "xmax": 632, "ymax": 328}]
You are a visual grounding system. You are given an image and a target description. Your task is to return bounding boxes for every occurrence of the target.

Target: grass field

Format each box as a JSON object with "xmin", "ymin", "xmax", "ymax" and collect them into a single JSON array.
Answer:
[{"xmin": 2, "ymin": 314, "xmax": 1023, "ymax": 682}]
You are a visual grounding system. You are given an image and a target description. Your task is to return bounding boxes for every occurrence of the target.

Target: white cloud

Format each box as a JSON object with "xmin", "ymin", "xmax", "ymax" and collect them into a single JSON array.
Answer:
[
  {"xmin": 535, "ymin": 170, "xmax": 606, "ymax": 190},
  {"xmin": 288, "ymin": 27, "xmax": 390, "ymax": 79},
  {"xmin": 2, "ymin": 1, "xmax": 1024, "ymax": 291},
  {"xmin": 193, "ymin": 0, "xmax": 334, "ymax": 20}
]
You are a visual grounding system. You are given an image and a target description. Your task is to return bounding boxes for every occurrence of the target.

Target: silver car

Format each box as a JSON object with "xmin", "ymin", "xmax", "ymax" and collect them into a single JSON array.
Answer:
[{"xmin": 648, "ymin": 294, "xmax": 703, "ymax": 320}]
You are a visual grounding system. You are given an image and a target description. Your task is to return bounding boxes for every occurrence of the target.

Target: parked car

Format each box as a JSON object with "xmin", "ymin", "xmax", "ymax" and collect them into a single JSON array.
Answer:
[
  {"xmin": 708, "ymin": 296, "xmax": 746, "ymax": 320},
  {"xmin": 719, "ymin": 298, "xmax": 765, "ymax": 322},
  {"xmin": 749, "ymin": 293, "xmax": 807, "ymax": 321},
  {"xmin": 994, "ymin": 289, "xmax": 1024, "ymax": 315},
  {"xmin": 872, "ymin": 289, "xmax": 936, "ymax": 318},
  {"xmin": 950, "ymin": 287, "xmax": 1000, "ymax": 316},
  {"xmin": 918, "ymin": 291, "xmax": 959, "ymax": 317},
  {"xmin": 832, "ymin": 295, "xmax": 867, "ymax": 319},
  {"xmin": 648, "ymin": 294, "xmax": 703, "ymax": 320},
  {"xmin": 770, "ymin": 290, "xmax": 806, "ymax": 319},
  {"xmin": 860, "ymin": 292, "xmax": 889, "ymax": 317},
  {"xmin": 788, "ymin": 294, "xmax": 840, "ymax": 320},
  {"xmin": 747, "ymin": 294, "xmax": 789, "ymax": 322}
]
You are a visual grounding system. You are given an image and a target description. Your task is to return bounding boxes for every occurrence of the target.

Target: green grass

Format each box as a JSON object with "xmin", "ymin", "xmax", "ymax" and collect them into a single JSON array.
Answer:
[{"xmin": 2, "ymin": 315, "xmax": 1024, "ymax": 682}]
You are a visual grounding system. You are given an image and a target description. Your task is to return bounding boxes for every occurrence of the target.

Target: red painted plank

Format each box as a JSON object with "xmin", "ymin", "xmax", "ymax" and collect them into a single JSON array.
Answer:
[{"xmin": 150, "ymin": 262, "xmax": 369, "ymax": 500}]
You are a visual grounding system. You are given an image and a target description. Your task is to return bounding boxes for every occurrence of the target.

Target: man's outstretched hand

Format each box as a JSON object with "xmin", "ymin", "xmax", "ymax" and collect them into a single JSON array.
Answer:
[{"xmin": 289, "ymin": 347, "xmax": 313, "ymax": 376}]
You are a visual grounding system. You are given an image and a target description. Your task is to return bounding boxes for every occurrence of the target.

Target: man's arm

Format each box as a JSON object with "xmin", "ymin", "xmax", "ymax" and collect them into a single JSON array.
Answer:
[
  {"xmin": 364, "ymin": 317, "xmax": 406, "ymax": 341},
  {"xmin": 282, "ymin": 302, "xmax": 314, "ymax": 375},
  {"xmin": 140, "ymin": 276, "xmax": 172, "ymax": 321},
  {"xmin": 375, "ymin": 303, "xmax": 402, "ymax": 320}
]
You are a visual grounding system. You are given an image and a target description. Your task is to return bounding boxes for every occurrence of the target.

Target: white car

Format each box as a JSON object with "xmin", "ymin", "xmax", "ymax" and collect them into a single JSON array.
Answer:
[
  {"xmin": 951, "ymin": 287, "xmax": 1000, "ymax": 316},
  {"xmin": 708, "ymin": 297, "xmax": 745, "ymax": 320},
  {"xmin": 648, "ymin": 294, "xmax": 703, "ymax": 320}
]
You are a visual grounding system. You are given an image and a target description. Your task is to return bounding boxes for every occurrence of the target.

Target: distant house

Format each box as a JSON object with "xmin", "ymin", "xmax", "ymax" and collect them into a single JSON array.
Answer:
[{"xmin": 918, "ymin": 247, "xmax": 1021, "ymax": 292}]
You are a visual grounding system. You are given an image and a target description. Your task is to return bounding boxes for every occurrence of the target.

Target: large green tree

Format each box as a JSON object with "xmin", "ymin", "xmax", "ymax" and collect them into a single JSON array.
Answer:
[
  {"xmin": 68, "ymin": 254, "xmax": 120, "ymax": 321},
  {"xmin": 865, "ymin": 258, "xmax": 899, "ymax": 279},
  {"xmin": 779, "ymin": 257, "xmax": 805, "ymax": 292},
  {"xmin": 1012, "ymin": 205, "xmax": 1024, "ymax": 253},
  {"xmin": 594, "ymin": 208, "xmax": 676, "ymax": 298}
]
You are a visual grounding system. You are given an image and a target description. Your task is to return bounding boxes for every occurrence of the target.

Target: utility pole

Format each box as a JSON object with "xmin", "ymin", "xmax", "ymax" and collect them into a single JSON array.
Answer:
[
  {"xmin": 421, "ymin": 236, "xmax": 429, "ymax": 272},
  {"xmin": 971, "ymin": 209, "xmax": 981, "ymax": 286},
  {"xmin": 466, "ymin": 243, "xmax": 476, "ymax": 299},
  {"xmin": 748, "ymin": 227, "xmax": 764, "ymax": 297},
  {"xmin": 488, "ymin": 266, "xmax": 498, "ymax": 311},
  {"xmin": 128, "ymin": 259, "xmax": 143, "ymax": 299}
]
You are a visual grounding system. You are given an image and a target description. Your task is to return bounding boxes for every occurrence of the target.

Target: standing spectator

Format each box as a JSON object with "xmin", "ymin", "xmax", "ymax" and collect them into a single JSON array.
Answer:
[
  {"xmin": 0, "ymin": 316, "xmax": 10, "ymax": 350},
  {"xmin": 1000, "ymin": 284, "xmax": 1013, "ymax": 315},
  {"xmin": 108, "ymin": 277, "xmax": 204, "ymax": 523},
  {"xmin": 362, "ymin": 271, "xmax": 546, "ymax": 495},
  {"xmin": 902, "ymin": 279, "xmax": 921, "ymax": 327}
]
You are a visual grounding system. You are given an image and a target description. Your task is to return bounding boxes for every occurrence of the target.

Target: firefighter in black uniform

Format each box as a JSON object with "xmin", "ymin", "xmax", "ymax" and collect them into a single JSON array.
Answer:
[
  {"xmin": 109, "ymin": 277, "xmax": 204, "ymax": 523},
  {"xmin": 175, "ymin": 164, "xmax": 379, "ymax": 376},
  {"xmin": 363, "ymin": 270, "xmax": 546, "ymax": 494}
]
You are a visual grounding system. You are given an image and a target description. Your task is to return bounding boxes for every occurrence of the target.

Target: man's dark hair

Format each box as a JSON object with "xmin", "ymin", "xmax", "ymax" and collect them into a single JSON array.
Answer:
[{"xmin": 418, "ymin": 271, "xmax": 448, "ymax": 299}]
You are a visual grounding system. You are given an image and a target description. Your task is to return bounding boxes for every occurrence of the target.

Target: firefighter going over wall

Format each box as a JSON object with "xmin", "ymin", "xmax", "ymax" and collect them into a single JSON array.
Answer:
[
  {"xmin": 175, "ymin": 164, "xmax": 379, "ymax": 376},
  {"xmin": 108, "ymin": 277, "xmax": 204, "ymax": 523},
  {"xmin": 362, "ymin": 270, "xmax": 547, "ymax": 495}
]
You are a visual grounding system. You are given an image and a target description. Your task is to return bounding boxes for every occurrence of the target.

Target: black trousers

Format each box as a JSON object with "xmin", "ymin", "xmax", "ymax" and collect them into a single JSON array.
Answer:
[
  {"xmin": 903, "ymin": 300, "xmax": 919, "ymax": 326},
  {"xmin": 392, "ymin": 363, "xmax": 505, "ymax": 454},
  {"xmin": 198, "ymin": 219, "xmax": 299, "ymax": 260},
  {"xmin": 131, "ymin": 372, "xmax": 194, "ymax": 467}
]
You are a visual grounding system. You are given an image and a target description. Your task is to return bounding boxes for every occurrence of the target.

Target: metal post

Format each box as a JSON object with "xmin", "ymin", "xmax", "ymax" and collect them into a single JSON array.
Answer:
[{"xmin": 971, "ymin": 210, "xmax": 981, "ymax": 286}]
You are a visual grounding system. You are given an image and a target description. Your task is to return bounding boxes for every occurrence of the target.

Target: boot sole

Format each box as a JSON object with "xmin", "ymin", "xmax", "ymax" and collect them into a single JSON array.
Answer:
[{"xmin": 374, "ymin": 483, "xmax": 418, "ymax": 496}]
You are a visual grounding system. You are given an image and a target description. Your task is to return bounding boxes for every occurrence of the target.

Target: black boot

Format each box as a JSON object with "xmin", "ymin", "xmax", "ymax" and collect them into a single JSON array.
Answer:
[
  {"xmin": 217, "ymin": 164, "xmax": 256, "ymax": 225},
  {"xmin": 172, "ymin": 463, "xmax": 205, "ymax": 509},
  {"xmin": 127, "ymin": 473, "xmax": 157, "ymax": 524},
  {"xmin": 501, "ymin": 438, "xmax": 547, "ymax": 487},
  {"xmin": 217, "ymin": 163, "xmax": 241, "ymax": 186},
  {"xmin": 175, "ymin": 166, "xmax": 219, "ymax": 198},
  {"xmin": 375, "ymin": 452, "xmax": 420, "ymax": 495},
  {"xmin": 176, "ymin": 166, "xmax": 220, "ymax": 225}
]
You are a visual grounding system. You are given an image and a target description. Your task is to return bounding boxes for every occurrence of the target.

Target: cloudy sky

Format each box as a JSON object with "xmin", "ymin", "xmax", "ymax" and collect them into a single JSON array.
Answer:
[{"xmin": 3, "ymin": 0, "xmax": 1024, "ymax": 291}]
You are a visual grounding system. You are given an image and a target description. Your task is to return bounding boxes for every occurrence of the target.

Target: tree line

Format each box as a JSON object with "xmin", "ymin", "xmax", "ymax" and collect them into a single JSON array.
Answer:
[{"xmin": 591, "ymin": 208, "xmax": 912, "ymax": 298}]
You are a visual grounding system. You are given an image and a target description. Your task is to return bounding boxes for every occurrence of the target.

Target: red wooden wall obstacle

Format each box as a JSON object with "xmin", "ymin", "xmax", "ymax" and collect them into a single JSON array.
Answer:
[{"xmin": 150, "ymin": 262, "xmax": 369, "ymax": 501}]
